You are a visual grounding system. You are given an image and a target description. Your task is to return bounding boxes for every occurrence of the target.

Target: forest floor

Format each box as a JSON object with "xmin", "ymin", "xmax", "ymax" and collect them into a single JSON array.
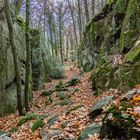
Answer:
[
  {"xmin": 0, "ymin": 62, "xmax": 139, "ymax": 140},
  {"xmin": 0, "ymin": 62, "xmax": 101, "ymax": 140}
]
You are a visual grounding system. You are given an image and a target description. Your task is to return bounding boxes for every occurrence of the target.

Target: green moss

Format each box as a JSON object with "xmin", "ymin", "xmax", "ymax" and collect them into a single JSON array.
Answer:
[
  {"xmin": 32, "ymin": 119, "xmax": 45, "ymax": 132},
  {"xmin": 72, "ymin": 88, "xmax": 80, "ymax": 94},
  {"xmin": 55, "ymin": 81, "xmax": 68, "ymax": 92},
  {"xmin": 56, "ymin": 92, "xmax": 71, "ymax": 100},
  {"xmin": 58, "ymin": 99, "xmax": 72, "ymax": 106},
  {"xmin": 17, "ymin": 113, "xmax": 36, "ymax": 126},
  {"xmin": 120, "ymin": 0, "xmax": 140, "ymax": 51},
  {"xmin": 45, "ymin": 96, "xmax": 53, "ymax": 106},
  {"xmin": 113, "ymin": 0, "xmax": 129, "ymax": 13},
  {"xmin": 9, "ymin": 127, "xmax": 18, "ymax": 133},
  {"xmin": 105, "ymin": 103, "xmax": 136, "ymax": 139},
  {"xmin": 66, "ymin": 76, "xmax": 80, "ymax": 86},
  {"xmin": 122, "ymin": 61, "xmax": 140, "ymax": 89},
  {"xmin": 66, "ymin": 104, "xmax": 83, "ymax": 115},
  {"xmin": 16, "ymin": 16, "xmax": 25, "ymax": 31},
  {"xmin": 107, "ymin": 0, "xmax": 116, "ymax": 5},
  {"xmin": 30, "ymin": 29, "xmax": 40, "ymax": 48},
  {"xmin": 41, "ymin": 89, "xmax": 54, "ymax": 96},
  {"xmin": 124, "ymin": 47, "xmax": 140, "ymax": 63},
  {"xmin": 120, "ymin": 30, "xmax": 137, "ymax": 52},
  {"xmin": 44, "ymin": 60, "xmax": 51, "ymax": 83}
]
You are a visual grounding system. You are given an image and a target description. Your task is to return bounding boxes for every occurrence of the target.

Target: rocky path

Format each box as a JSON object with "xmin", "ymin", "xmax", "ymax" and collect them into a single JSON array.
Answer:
[{"xmin": 0, "ymin": 63, "xmax": 101, "ymax": 140}]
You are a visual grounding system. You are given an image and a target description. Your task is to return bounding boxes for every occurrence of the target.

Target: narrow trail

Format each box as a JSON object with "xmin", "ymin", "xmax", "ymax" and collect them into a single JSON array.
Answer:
[{"xmin": 0, "ymin": 62, "xmax": 104, "ymax": 140}]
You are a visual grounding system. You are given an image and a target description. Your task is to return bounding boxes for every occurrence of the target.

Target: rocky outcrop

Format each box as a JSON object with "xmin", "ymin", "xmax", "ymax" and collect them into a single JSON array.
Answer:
[
  {"xmin": 100, "ymin": 89, "xmax": 140, "ymax": 139},
  {"xmin": 88, "ymin": 96, "xmax": 114, "ymax": 118},
  {"xmin": 79, "ymin": 0, "xmax": 140, "ymax": 93},
  {"xmin": 31, "ymin": 29, "xmax": 45, "ymax": 90},
  {"xmin": 78, "ymin": 123, "xmax": 101, "ymax": 140},
  {"xmin": 0, "ymin": 4, "xmax": 46, "ymax": 116},
  {"xmin": 0, "ymin": 4, "xmax": 26, "ymax": 116}
]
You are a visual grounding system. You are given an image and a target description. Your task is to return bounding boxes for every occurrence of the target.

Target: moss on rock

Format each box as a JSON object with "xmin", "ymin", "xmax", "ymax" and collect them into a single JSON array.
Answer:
[
  {"xmin": 120, "ymin": 37, "xmax": 140, "ymax": 90},
  {"xmin": 113, "ymin": 0, "xmax": 130, "ymax": 13},
  {"xmin": 120, "ymin": 0, "xmax": 140, "ymax": 52},
  {"xmin": 32, "ymin": 119, "xmax": 45, "ymax": 132},
  {"xmin": 91, "ymin": 60, "xmax": 120, "ymax": 94},
  {"xmin": 17, "ymin": 113, "xmax": 37, "ymax": 126}
]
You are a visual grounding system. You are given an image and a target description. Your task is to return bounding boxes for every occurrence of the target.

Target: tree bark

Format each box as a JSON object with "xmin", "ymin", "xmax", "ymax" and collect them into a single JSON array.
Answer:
[
  {"xmin": 24, "ymin": 0, "xmax": 31, "ymax": 112},
  {"xmin": 83, "ymin": 0, "xmax": 89, "ymax": 23},
  {"xmin": 58, "ymin": 2, "xmax": 64, "ymax": 64},
  {"xmin": 77, "ymin": 0, "xmax": 82, "ymax": 42},
  {"xmin": 92, "ymin": 0, "xmax": 95, "ymax": 16},
  {"xmin": 14, "ymin": 0, "xmax": 23, "ymax": 14},
  {"xmin": 4, "ymin": 0, "xmax": 24, "ymax": 115},
  {"xmin": 68, "ymin": 0, "xmax": 78, "ymax": 45}
]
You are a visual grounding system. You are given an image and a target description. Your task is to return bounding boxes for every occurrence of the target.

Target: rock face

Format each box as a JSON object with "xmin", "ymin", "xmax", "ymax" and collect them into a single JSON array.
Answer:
[
  {"xmin": 78, "ymin": 124, "xmax": 101, "ymax": 140},
  {"xmin": 79, "ymin": 0, "xmax": 140, "ymax": 93},
  {"xmin": 0, "ymin": 4, "xmax": 26, "ymax": 116},
  {"xmin": 0, "ymin": 4, "xmax": 45, "ymax": 116},
  {"xmin": 100, "ymin": 90, "xmax": 140, "ymax": 139},
  {"xmin": 88, "ymin": 96, "xmax": 114, "ymax": 118},
  {"xmin": 31, "ymin": 29, "xmax": 45, "ymax": 90}
]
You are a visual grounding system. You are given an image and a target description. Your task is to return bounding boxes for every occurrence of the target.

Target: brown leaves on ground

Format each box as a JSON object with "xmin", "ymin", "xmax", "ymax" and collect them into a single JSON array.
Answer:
[
  {"xmin": 1, "ymin": 62, "xmax": 139, "ymax": 140},
  {"xmin": 127, "ymin": 93, "xmax": 140, "ymax": 127},
  {"xmin": 0, "ymin": 63, "xmax": 100, "ymax": 140}
]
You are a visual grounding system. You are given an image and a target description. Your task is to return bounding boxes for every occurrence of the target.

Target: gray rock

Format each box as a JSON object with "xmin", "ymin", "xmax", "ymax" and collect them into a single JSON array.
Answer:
[
  {"xmin": 78, "ymin": 123, "xmax": 101, "ymax": 140},
  {"xmin": 40, "ymin": 128, "xmax": 62, "ymax": 140},
  {"xmin": 88, "ymin": 96, "xmax": 114, "ymax": 118},
  {"xmin": 0, "ymin": 135, "xmax": 12, "ymax": 140},
  {"xmin": 123, "ymin": 89, "xmax": 137, "ymax": 100},
  {"xmin": 0, "ymin": 5, "xmax": 26, "ymax": 116},
  {"xmin": 47, "ymin": 115, "xmax": 59, "ymax": 128},
  {"xmin": 31, "ymin": 29, "xmax": 45, "ymax": 90}
]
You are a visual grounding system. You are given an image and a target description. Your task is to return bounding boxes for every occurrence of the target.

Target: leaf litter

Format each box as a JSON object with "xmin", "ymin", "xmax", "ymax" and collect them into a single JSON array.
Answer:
[{"xmin": 0, "ymin": 63, "xmax": 140, "ymax": 139}]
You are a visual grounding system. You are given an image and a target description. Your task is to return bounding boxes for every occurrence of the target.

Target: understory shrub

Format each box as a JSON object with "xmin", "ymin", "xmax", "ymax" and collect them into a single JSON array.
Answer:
[{"xmin": 46, "ymin": 57, "xmax": 65, "ymax": 79}]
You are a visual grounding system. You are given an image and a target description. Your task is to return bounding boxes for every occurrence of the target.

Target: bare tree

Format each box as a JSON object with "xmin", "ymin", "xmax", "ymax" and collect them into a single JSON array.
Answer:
[
  {"xmin": 83, "ymin": 0, "xmax": 89, "ymax": 23},
  {"xmin": 68, "ymin": 0, "xmax": 77, "ymax": 45},
  {"xmin": 24, "ymin": 0, "xmax": 31, "ymax": 112},
  {"xmin": 91, "ymin": 0, "xmax": 95, "ymax": 15},
  {"xmin": 77, "ymin": 0, "xmax": 82, "ymax": 42}
]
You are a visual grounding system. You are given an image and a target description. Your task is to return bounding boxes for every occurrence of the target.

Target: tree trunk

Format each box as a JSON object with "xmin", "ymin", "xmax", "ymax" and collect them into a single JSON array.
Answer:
[
  {"xmin": 14, "ymin": 0, "xmax": 23, "ymax": 14},
  {"xmin": 4, "ymin": 0, "xmax": 24, "ymax": 115},
  {"xmin": 59, "ymin": 22, "xmax": 63, "ymax": 63},
  {"xmin": 77, "ymin": 0, "xmax": 82, "ymax": 42},
  {"xmin": 83, "ymin": 0, "xmax": 89, "ymax": 23},
  {"xmin": 66, "ymin": 36, "xmax": 69, "ymax": 59},
  {"xmin": 58, "ymin": 4, "xmax": 63, "ymax": 64},
  {"xmin": 92, "ymin": 0, "xmax": 95, "ymax": 16},
  {"xmin": 24, "ymin": 0, "xmax": 31, "ymax": 112},
  {"xmin": 48, "ymin": 15, "xmax": 54, "ymax": 57},
  {"xmin": 68, "ymin": 0, "xmax": 78, "ymax": 45}
]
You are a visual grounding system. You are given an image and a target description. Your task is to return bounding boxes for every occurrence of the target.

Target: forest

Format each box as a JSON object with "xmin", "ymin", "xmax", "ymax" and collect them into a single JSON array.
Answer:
[{"xmin": 0, "ymin": 0, "xmax": 140, "ymax": 139}]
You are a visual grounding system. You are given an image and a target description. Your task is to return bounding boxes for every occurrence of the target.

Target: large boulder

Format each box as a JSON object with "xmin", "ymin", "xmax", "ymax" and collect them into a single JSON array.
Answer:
[
  {"xmin": 0, "ymin": 4, "xmax": 26, "ymax": 116},
  {"xmin": 91, "ymin": 60, "xmax": 121, "ymax": 94},
  {"xmin": 120, "ymin": 37, "xmax": 140, "ymax": 91},
  {"xmin": 78, "ymin": 0, "xmax": 129, "ymax": 71},
  {"xmin": 78, "ymin": 124, "xmax": 101, "ymax": 140},
  {"xmin": 86, "ymin": 0, "xmax": 140, "ymax": 94},
  {"xmin": 119, "ymin": 0, "xmax": 140, "ymax": 52},
  {"xmin": 88, "ymin": 96, "xmax": 114, "ymax": 118},
  {"xmin": 91, "ymin": 37, "xmax": 140, "ymax": 93},
  {"xmin": 100, "ymin": 91, "xmax": 140, "ymax": 139},
  {"xmin": 31, "ymin": 29, "xmax": 45, "ymax": 90}
]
